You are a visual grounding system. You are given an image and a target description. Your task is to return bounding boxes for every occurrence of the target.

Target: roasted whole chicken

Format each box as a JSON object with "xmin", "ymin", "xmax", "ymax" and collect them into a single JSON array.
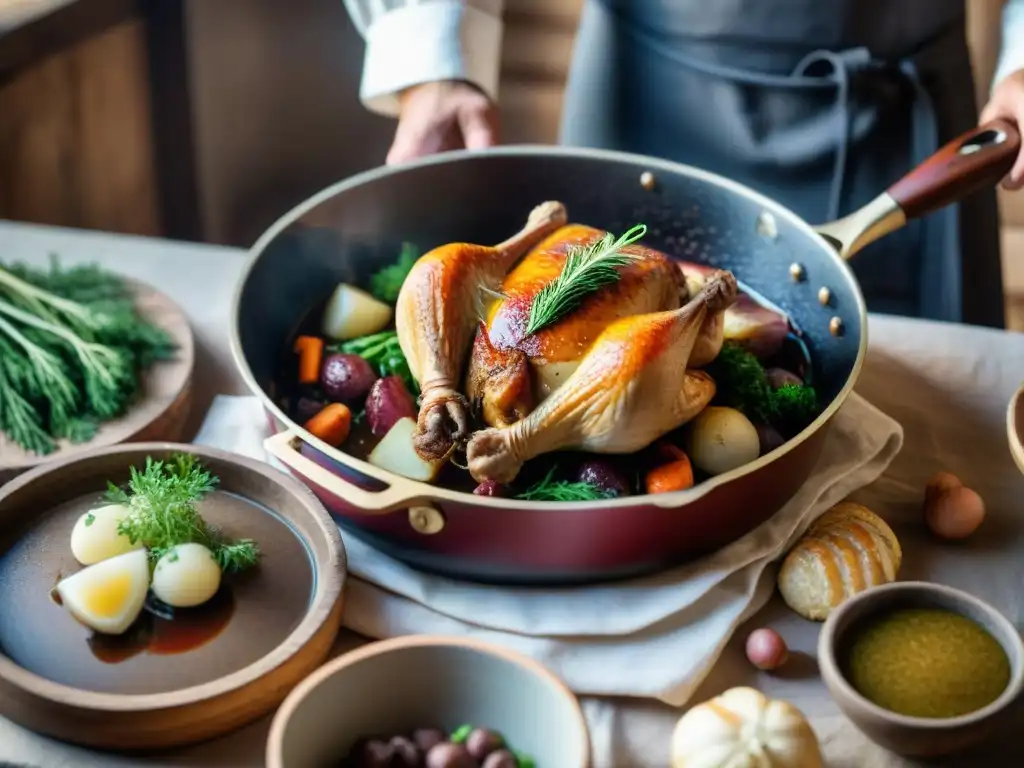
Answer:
[{"xmin": 395, "ymin": 201, "xmax": 779, "ymax": 483}]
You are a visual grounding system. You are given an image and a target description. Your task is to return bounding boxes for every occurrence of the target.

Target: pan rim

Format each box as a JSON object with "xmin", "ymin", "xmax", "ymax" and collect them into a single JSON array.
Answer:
[{"xmin": 229, "ymin": 144, "xmax": 868, "ymax": 511}]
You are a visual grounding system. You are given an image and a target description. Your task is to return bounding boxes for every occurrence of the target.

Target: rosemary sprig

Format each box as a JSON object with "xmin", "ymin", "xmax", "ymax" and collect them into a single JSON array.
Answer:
[
  {"xmin": 515, "ymin": 466, "xmax": 614, "ymax": 502},
  {"xmin": 524, "ymin": 224, "xmax": 647, "ymax": 336}
]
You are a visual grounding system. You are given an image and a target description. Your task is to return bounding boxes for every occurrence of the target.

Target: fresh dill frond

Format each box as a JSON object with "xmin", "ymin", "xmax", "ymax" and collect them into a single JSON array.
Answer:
[
  {"xmin": 0, "ymin": 258, "xmax": 176, "ymax": 454},
  {"xmin": 515, "ymin": 466, "xmax": 614, "ymax": 502},
  {"xmin": 524, "ymin": 224, "xmax": 647, "ymax": 336},
  {"xmin": 108, "ymin": 453, "xmax": 261, "ymax": 574},
  {"xmin": 369, "ymin": 242, "xmax": 418, "ymax": 304}
]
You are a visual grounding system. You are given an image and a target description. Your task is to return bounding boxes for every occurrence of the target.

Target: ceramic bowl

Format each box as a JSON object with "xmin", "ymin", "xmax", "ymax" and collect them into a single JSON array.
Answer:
[
  {"xmin": 266, "ymin": 635, "xmax": 590, "ymax": 768},
  {"xmin": 1007, "ymin": 382, "xmax": 1024, "ymax": 474},
  {"xmin": 818, "ymin": 581, "xmax": 1024, "ymax": 758}
]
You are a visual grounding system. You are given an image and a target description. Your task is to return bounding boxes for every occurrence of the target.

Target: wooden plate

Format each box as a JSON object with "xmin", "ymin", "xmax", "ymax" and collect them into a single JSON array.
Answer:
[
  {"xmin": 0, "ymin": 442, "xmax": 346, "ymax": 750},
  {"xmin": 0, "ymin": 278, "xmax": 195, "ymax": 483}
]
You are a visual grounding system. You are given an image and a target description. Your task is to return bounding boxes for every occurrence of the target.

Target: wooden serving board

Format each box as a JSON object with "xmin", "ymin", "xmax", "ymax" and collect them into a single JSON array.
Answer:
[
  {"xmin": 0, "ymin": 442, "xmax": 347, "ymax": 750},
  {"xmin": 0, "ymin": 278, "xmax": 195, "ymax": 483}
]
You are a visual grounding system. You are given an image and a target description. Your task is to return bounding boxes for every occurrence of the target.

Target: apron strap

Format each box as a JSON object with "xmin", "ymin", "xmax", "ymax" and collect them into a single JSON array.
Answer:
[
  {"xmin": 899, "ymin": 59, "xmax": 963, "ymax": 322},
  {"xmin": 791, "ymin": 47, "xmax": 874, "ymax": 221},
  {"xmin": 611, "ymin": 14, "xmax": 964, "ymax": 321}
]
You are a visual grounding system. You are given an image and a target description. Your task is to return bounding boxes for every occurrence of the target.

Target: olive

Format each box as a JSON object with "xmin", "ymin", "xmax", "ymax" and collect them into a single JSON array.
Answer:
[
  {"xmin": 576, "ymin": 459, "xmax": 631, "ymax": 497},
  {"xmin": 348, "ymin": 737, "xmax": 394, "ymax": 768},
  {"xmin": 754, "ymin": 422, "xmax": 785, "ymax": 455},
  {"xmin": 295, "ymin": 396, "xmax": 327, "ymax": 422},
  {"xmin": 473, "ymin": 480, "xmax": 506, "ymax": 497},
  {"xmin": 465, "ymin": 727, "xmax": 504, "ymax": 759},
  {"xmin": 320, "ymin": 353, "xmax": 378, "ymax": 402},
  {"xmin": 388, "ymin": 735, "xmax": 422, "ymax": 767},
  {"xmin": 412, "ymin": 728, "xmax": 446, "ymax": 754},
  {"xmin": 482, "ymin": 750, "xmax": 518, "ymax": 768},
  {"xmin": 765, "ymin": 367, "xmax": 803, "ymax": 390},
  {"xmin": 425, "ymin": 742, "xmax": 476, "ymax": 768}
]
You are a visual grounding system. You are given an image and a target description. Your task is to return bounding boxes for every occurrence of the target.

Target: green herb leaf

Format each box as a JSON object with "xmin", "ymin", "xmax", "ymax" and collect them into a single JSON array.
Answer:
[
  {"xmin": 706, "ymin": 343, "xmax": 818, "ymax": 434},
  {"xmin": 84, "ymin": 512, "xmax": 96, "ymax": 527},
  {"xmin": 0, "ymin": 259, "xmax": 176, "ymax": 454},
  {"xmin": 108, "ymin": 453, "xmax": 261, "ymax": 574},
  {"xmin": 514, "ymin": 752, "xmax": 537, "ymax": 768},
  {"xmin": 450, "ymin": 725, "xmax": 473, "ymax": 744},
  {"xmin": 524, "ymin": 224, "xmax": 647, "ymax": 336},
  {"xmin": 515, "ymin": 466, "xmax": 614, "ymax": 502},
  {"xmin": 334, "ymin": 330, "xmax": 418, "ymax": 396},
  {"xmin": 369, "ymin": 242, "xmax": 418, "ymax": 304}
]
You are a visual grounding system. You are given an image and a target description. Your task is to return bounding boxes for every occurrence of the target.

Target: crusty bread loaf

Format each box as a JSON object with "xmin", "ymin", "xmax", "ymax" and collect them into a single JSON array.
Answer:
[{"xmin": 777, "ymin": 502, "xmax": 901, "ymax": 621}]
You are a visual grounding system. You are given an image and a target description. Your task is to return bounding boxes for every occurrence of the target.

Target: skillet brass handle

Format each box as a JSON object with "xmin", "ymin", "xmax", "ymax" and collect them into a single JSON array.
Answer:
[
  {"xmin": 815, "ymin": 119, "xmax": 1021, "ymax": 260},
  {"xmin": 263, "ymin": 430, "xmax": 433, "ymax": 514}
]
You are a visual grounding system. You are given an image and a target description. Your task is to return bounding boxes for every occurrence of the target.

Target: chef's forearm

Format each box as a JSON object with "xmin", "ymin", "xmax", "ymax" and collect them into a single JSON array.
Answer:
[
  {"xmin": 342, "ymin": 0, "xmax": 505, "ymax": 117},
  {"xmin": 994, "ymin": 0, "xmax": 1024, "ymax": 89}
]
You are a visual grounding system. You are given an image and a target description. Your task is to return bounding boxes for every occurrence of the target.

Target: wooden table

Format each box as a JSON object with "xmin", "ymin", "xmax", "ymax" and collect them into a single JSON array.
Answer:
[{"xmin": 3, "ymin": 219, "xmax": 1024, "ymax": 767}]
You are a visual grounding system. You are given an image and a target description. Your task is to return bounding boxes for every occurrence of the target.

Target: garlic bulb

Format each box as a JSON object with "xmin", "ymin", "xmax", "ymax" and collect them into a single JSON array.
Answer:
[{"xmin": 671, "ymin": 687, "xmax": 823, "ymax": 768}]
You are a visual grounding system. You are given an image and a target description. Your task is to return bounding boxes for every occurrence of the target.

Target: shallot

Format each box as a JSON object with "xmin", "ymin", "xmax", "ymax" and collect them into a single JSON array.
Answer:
[
  {"xmin": 745, "ymin": 627, "xmax": 789, "ymax": 670},
  {"xmin": 923, "ymin": 481, "xmax": 985, "ymax": 540}
]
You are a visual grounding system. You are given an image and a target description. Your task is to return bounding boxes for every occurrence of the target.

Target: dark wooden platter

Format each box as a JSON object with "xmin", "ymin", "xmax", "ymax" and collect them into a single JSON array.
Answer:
[{"xmin": 0, "ymin": 442, "xmax": 346, "ymax": 750}]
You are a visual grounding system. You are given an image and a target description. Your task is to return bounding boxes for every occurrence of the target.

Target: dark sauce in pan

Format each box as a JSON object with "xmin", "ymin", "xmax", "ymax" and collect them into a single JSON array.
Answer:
[
  {"xmin": 49, "ymin": 582, "xmax": 236, "ymax": 664},
  {"xmin": 275, "ymin": 265, "xmax": 814, "ymax": 496}
]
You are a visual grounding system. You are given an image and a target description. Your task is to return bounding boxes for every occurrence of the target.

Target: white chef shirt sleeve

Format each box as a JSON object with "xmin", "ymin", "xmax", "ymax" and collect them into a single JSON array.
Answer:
[
  {"xmin": 342, "ymin": 0, "xmax": 505, "ymax": 117},
  {"xmin": 993, "ymin": 0, "xmax": 1024, "ymax": 90}
]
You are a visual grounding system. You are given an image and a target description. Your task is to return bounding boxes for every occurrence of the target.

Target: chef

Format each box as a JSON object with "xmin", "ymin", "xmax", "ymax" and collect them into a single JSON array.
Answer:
[{"xmin": 341, "ymin": 0, "xmax": 1024, "ymax": 327}]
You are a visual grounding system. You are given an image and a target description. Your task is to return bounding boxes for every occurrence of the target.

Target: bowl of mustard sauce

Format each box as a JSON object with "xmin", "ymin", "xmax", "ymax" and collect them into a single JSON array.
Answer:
[{"xmin": 818, "ymin": 581, "xmax": 1024, "ymax": 758}]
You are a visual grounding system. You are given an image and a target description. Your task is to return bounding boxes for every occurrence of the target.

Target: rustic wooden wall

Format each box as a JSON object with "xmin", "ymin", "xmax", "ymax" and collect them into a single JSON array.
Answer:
[
  {"xmin": 0, "ymin": 17, "xmax": 160, "ymax": 235},
  {"xmin": 0, "ymin": 0, "xmax": 1020, "ymax": 318}
]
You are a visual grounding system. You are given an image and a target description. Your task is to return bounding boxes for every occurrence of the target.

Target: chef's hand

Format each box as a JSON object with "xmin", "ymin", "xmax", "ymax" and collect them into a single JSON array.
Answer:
[
  {"xmin": 387, "ymin": 80, "xmax": 499, "ymax": 165},
  {"xmin": 980, "ymin": 69, "xmax": 1024, "ymax": 191}
]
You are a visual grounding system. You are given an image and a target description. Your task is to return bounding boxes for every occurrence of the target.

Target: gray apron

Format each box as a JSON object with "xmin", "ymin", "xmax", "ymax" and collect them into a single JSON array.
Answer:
[{"xmin": 560, "ymin": 0, "xmax": 1005, "ymax": 327}]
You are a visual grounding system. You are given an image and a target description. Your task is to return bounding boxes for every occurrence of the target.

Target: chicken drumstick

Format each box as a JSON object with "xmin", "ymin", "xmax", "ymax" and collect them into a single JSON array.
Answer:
[
  {"xmin": 466, "ymin": 270, "xmax": 739, "ymax": 484},
  {"xmin": 395, "ymin": 201, "xmax": 568, "ymax": 461}
]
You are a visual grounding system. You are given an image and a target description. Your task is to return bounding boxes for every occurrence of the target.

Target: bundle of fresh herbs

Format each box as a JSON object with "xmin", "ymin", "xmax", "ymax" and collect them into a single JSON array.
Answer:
[
  {"xmin": 0, "ymin": 258, "xmax": 176, "ymax": 455},
  {"xmin": 106, "ymin": 453, "xmax": 260, "ymax": 573}
]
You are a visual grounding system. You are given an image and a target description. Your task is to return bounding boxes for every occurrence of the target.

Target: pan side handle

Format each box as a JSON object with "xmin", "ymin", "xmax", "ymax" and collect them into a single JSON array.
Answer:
[
  {"xmin": 264, "ymin": 430, "xmax": 435, "ymax": 514},
  {"xmin": 815, "ymin": 119, "xmax": 1020, "ymax": 260}
]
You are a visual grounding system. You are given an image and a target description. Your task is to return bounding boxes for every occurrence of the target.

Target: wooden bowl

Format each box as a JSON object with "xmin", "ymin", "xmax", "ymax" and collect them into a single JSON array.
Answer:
[
  {"xmin": 0, "ymin": 442, "xmax": 347, "ymax": 750},
  {"xmin": 0, "ymin": 278, "xmax": 195, "ymax": 483},
  {"xmin": 266, "ymin": 635, "xmax": 590, "ymax": 768},
  {"xmin": 818, "ymin": 581, "xmax": 1024, "ymax": 758},
  {"xmin": 1007, "ymin": 382, "xmax": 1024, "ymax": 474}
]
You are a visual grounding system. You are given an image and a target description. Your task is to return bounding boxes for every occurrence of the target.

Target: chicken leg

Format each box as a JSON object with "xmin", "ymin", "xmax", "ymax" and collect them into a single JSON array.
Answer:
[
  {"xmin": 466, "ymin": 270, "xmax": 739, "ymax": 484},
  {"xmin": 395, "ymin": 201, "xmax": 568, "ymax": 460}
]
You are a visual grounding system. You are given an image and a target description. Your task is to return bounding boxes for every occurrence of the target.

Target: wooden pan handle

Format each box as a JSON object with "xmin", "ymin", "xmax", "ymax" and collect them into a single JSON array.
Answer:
[
  {"xmin": 264, "ymin": 430, "xmax": 434, "ymax": 514},
  {"xmin": 888, "ymin": 119, "xmax": 1020, "ymax": 220}
]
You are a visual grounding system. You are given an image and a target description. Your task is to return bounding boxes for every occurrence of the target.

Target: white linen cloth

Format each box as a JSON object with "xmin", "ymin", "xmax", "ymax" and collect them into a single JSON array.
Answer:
[{"xmin": 193, "ymin": 392, "xmax": 902, "ymax": 707}]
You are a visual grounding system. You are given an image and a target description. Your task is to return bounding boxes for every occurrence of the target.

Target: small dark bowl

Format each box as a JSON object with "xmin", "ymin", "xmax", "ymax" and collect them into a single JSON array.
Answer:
[{"xmin": 818, "ymin": 581, "xmax": 1024, "ymax": 758}]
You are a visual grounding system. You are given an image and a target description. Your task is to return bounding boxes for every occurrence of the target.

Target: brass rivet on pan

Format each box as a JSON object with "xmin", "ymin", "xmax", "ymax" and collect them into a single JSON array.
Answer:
[
  {"xmin": 639, "ymin": 171, "xmax": 656, "ymax": 191},
  {"xmin": 755, "ymin": 211, "xmax": 778, "ymax": 240},
  {"xmin": 409, "ymin": 505, "xmax": 446, "ymax": 535},
  {"xmin": 818, "ymin": 286, "xmax": 831, "ymax": 305},
  {"xmin": 829, "ymin": 316, "xmax": 844, "ymax": 337},
  {"xmin": 789, "ymin": 262, "xmax": 805, "ymax": 281}
]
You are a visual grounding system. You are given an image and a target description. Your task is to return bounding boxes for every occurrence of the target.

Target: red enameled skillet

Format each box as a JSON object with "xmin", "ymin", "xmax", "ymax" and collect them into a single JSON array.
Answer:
[{"xmin": 231, "ymin": 120, "xmax": 1018, "ymax": 585}]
